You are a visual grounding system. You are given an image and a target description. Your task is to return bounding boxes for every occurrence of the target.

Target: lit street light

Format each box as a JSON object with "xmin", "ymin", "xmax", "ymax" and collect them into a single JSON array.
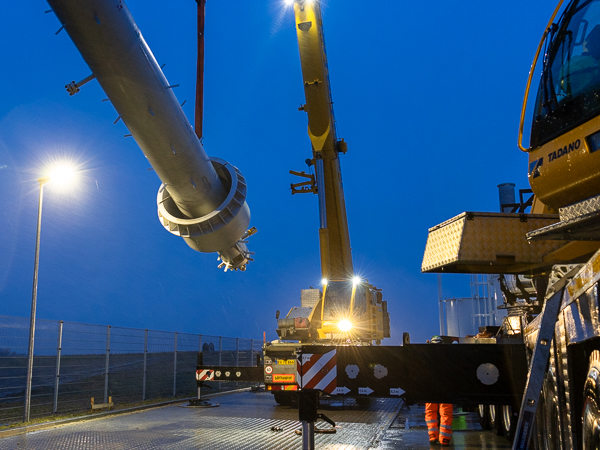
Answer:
[{"xmin": 23, "ymin": 164, "xmax": 77, "ymax": 423}]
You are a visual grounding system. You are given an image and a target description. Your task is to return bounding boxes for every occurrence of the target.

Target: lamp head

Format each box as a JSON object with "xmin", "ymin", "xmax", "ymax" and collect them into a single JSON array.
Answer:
[{"xmin": 39, "ymin": 162, "xmax": 78, "ymax": 187}]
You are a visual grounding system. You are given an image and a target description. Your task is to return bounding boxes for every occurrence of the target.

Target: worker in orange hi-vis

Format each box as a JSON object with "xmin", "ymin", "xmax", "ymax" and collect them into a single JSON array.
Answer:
[{"xmin": 425, "ymin": 335, "xmax": 453, "ymax": 446}]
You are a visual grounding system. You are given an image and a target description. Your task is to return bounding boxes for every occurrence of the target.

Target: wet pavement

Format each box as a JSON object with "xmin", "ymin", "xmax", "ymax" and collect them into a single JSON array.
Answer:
[
  {"xmin": 375, "ymin": 404, "xmax": 512, "ymax": 449},
  {"xmin": 0, "ymin": 391, "xmax": 513, "ymax": 449}
]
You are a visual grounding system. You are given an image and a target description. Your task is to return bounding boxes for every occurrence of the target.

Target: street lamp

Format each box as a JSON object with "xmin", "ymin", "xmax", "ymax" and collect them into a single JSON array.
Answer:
[{"xmin": 23, "ymin": 164, "xmax": 76, "ymax": 422}]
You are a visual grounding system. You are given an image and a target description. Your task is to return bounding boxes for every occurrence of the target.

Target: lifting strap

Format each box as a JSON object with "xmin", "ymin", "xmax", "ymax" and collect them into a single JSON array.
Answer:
[{"xmin": 195, "ymin": 0, "xmax": 206, "ymax": 140}]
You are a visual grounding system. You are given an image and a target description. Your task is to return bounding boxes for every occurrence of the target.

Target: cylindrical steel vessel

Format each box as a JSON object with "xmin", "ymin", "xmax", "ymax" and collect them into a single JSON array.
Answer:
[{"xmin": 47, "ymin": 0, "xmax": 252, "ymax": 270}]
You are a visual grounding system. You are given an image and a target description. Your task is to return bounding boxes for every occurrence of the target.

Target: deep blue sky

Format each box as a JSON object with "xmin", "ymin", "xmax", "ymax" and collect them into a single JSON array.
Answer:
[{"xmin": 0, "ymin": 0, "xmax": 551, "ymax": 343}]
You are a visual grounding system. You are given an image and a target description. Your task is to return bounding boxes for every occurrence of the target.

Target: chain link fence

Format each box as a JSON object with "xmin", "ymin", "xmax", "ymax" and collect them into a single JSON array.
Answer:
[{"xmin": 0, "ymin": 315, "xmax": 262, "ymax": 424}]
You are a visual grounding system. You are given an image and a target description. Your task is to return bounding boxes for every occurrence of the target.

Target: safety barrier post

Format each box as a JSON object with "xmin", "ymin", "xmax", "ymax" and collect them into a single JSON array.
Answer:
[
  {"xmin": 143, "ymin": 329, "xmax": 148, "ymax": 401},
  {"xmin": 173, "ymin": 332, "xmax": 178, "ymax": 397},
  {"xmin": 53, "ymin": 321, "xmax": 63, "ymax": 414},
  {"xmin": 104, "ymin": 326, "xmax": 110, "ymax": 404}
]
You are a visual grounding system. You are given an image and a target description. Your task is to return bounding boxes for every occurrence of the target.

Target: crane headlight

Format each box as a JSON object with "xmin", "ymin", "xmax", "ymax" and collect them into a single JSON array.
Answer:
[
  {"xmin": 352, "ymin": 276, "xmax": 361, "ymax": 286},
  {"xmin": 321, "ymin": 278, "xmax": 328, "ymax": 286},
  {"xmin": 338, "ymin": 319, "xmax": 353, "ymax": 332}
]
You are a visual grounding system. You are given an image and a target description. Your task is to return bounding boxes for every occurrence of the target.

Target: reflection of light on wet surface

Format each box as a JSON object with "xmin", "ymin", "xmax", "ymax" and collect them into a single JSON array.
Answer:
[
  {"xmin": 0, "ymin": 394, "xmax": 514, "ymax": 449},
  {"xmin": 374, "ymin": 404, "xmax": 513, "ymax": 449},
  {"xmin": 0, "ymin": 392, "xmax": 401, "ymax": 449}
]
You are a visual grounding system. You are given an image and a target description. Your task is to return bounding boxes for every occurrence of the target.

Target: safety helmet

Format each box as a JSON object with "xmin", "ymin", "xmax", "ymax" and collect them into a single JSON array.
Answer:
[{"xmin": 430, "ymin": 335, "xmax": 443, "ymax": 344}]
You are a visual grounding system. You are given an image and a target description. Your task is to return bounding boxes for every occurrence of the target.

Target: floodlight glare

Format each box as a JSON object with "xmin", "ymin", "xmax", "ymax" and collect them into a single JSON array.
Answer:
[
  {"xmin": 338, "ymin": 319, "xmax": 353, "ymax": 332},
  {"xmin": 352, "ymin": 276, "xmax": 361, "ymax": 286},
  {"xmin": 47, "ymin": 163, "xmax": 77, "ymax": 186},
  {"xmin": 321, "ymin": 278, "xmax": 328, "ymax": 286}
]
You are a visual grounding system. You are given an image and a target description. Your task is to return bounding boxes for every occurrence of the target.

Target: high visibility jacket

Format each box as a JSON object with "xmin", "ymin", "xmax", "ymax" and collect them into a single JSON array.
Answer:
[{"xmin": 425, "ymin": 403, "xmax": 453, "ymax": 445}]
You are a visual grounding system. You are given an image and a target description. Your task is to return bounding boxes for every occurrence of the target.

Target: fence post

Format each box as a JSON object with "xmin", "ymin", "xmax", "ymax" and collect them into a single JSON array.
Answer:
[
  {"xmin": 104, "ymin": 325, "xmax": 111, "ymax": 404},
  {"xmin": 235, "ymin": 338, "xmax": 239, "ymax": 366},
  {"xmin": 197, "ymin": 334, "xmax": 202, "ymax": 399},
  {"xmin": 173, "ymin": 332, "xmax": 178, "ymax": 397},
  {"xmin": 53, "ymin": 320, "xmax": 63, "ymax": 414},
  {"xmin": 143, "ymin": 329, "xmax": 148, "ymax": 401},
  {"xmin": 218, "ymin": 336, "xmax": 222, "ymax": 391},
  {"xmin": 236, "ymin": 338, "xmax": 241, "ymax": 387}
]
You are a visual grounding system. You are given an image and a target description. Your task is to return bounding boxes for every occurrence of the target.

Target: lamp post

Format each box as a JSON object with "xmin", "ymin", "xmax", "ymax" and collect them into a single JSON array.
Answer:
[{"xmin": 23, "ymin": 166, "xmax": 75, "ymax": 423}]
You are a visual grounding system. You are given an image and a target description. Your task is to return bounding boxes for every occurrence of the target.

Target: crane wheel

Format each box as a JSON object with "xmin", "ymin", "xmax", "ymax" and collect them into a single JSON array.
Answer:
[
  {"xmin": 539, "ymin": 368, "xmax": 561, "ymax": 449},
  {"xmin": 583, "ymin": 350, "xmax": 600, "ymax": 449},
  {"xmin": 488, "ymin": 404, "xmax": 504, "ymax": 436},
  {"xmin": 501, "ymin": 404, "xmax": 518, "ymax": 442},
  {"xmin": 273, "ymin": 392, "xmax": 297, "ymax": 407},
  {"xmin": 477, "ymin": 404, "xmax": 490, "ymax": 430}
]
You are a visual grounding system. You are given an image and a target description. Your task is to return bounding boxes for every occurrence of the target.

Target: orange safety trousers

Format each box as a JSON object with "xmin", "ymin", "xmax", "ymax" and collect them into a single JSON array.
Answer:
[{"xmin": 425, "ymin": 403, "xmax": 453, "ymax": 445}]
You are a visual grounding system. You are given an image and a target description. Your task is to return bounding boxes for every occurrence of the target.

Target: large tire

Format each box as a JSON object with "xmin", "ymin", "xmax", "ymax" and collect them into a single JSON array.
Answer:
[
  {"xmin": 477, "ymin": 404, "xmax": 490, "ymax": 430},
  {"xmin": 273, "ymin": 392, "xmax": 297, "ymax": 406},
  {"xmin": 501, "ymin": 404, "xmax": 518, "ymax": 442},
  {"xmin": 530, "ymin": 417, "xmax": 542, "ymax": 450},
  {"xmin": 356, "ymin": 397, "xmax": 372, "ymax": 408},
  {"xmin": 538, "ymin": 369, "xmax": 561, "ymax": 450},
  {"xmin": 583, "ymin": 350, "xmax": 600, "ymax": 450},
  {"xmin": 489, "ymin": 404, "xmax": 504, "ymax": 436}
]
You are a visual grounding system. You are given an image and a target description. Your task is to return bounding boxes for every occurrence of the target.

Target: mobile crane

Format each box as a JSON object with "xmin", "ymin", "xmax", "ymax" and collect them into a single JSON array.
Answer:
[
  {"xmin": 421, "ymin": 0, "xmax": 600, "ymax": 448},
  {"xmin": 263, "ymin": 0, "xmax": 390, "ymax": 405},
  {"xmin": 272, "ymin": 0, "xmax": 390, "ymax": 346},
  {"xmin": 198, "ymin": 4, "xmax": 528, "ymax": 448}
]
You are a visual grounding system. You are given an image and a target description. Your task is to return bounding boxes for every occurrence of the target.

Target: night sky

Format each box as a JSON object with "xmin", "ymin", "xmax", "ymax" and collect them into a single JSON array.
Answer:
[{"xmin": 1, "ymin": 0, "xmax": 552, "ymax": 343}]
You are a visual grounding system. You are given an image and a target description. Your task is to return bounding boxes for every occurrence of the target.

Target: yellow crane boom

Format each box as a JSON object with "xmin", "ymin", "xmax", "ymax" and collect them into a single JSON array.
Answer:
[{"xmin": 291, "ymin": 0, "xmax": 352, "ymax": 281}]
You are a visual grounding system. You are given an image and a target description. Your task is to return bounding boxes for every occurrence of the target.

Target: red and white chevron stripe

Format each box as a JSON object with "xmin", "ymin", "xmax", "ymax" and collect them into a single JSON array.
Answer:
[
  {"xmin": 196, "ymin": 369, "xmax": 214, "ymax": 381},
  {"xmin": 297, "ymin": 350, "xmax": 337, "ymax": 394}
]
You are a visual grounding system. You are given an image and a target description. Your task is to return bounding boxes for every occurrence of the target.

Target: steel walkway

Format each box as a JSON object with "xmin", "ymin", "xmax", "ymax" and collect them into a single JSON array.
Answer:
[{"xmin": 0, "ymin": 391, "xmax": 401, "ymax": 449}]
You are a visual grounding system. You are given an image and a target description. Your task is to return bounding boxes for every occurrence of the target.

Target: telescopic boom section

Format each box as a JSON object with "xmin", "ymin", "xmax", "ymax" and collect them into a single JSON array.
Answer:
[
  {"xmin": 293, "ymin": 0, "xmax": 353, "ymax": 281},
  {"xmin": 47, "ymin": 0, "xmax": 253, "ymax": 271}
]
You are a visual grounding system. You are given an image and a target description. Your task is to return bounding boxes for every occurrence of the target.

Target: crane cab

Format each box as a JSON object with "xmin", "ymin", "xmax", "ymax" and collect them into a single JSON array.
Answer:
[{"xmin": 525, "ymin": 0, "xmax": 600, "ymax": 210}]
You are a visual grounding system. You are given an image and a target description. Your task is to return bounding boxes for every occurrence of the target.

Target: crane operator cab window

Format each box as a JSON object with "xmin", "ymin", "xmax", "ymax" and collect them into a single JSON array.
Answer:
[
  {"xmin": 531, "ymin": 0, "xmax": 600, "ymax": 148},
  {"xmin": 322, "ymin": 280, "xmax": 367, "ymax": 323}
]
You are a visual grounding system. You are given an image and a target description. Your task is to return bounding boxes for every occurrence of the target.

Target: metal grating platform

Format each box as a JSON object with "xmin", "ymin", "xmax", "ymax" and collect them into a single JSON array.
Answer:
[
  {"xmin": 559, "ymin": 192, "xmax": 600, "ymax": 222},
  {"xmin": 527, "ymin": 193, "xmax": 600, "ymax": 241},
  {"xmin": 0, "ymin": 392, "xmax": 401, "ymax": 450}
]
